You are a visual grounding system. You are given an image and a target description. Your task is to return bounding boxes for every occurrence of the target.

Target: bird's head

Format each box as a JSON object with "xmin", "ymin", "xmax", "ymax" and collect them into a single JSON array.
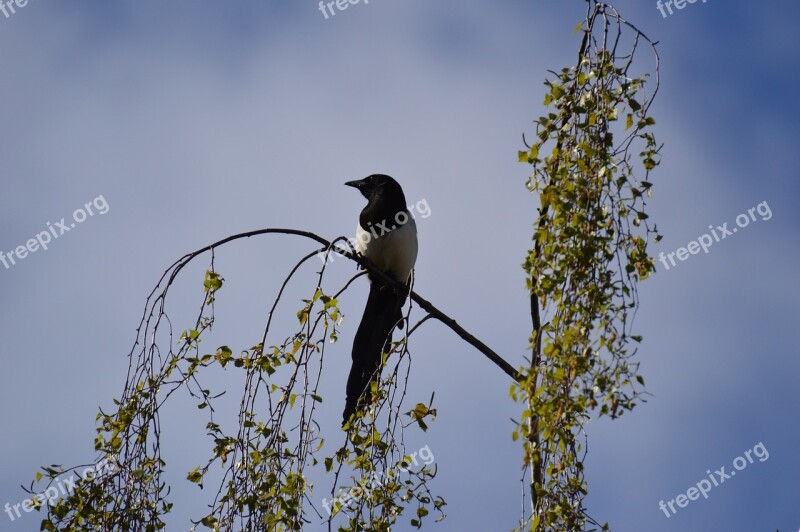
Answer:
[{"xmin": 345, "ymin": 174, "xmax": 406, "ymax": 203}]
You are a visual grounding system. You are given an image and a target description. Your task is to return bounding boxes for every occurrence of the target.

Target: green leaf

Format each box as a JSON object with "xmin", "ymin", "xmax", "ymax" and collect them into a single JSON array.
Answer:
[
  {"xmin": 203, "ymin": 270, "xmax": 223, "ymax": 293},
  {"xmin": 297, "ymin": 307, "xmax": 309, "ymax": 326},
  {"xmin": 187, "ymin": 466, "xmax": 203, "ymax": 484},
  {"xmin": 215, "ymin": 346, "xmax": 233, "ymax": 367}
]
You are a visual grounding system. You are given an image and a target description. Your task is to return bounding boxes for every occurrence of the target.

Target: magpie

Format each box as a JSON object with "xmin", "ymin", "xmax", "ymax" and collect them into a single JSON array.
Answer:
[{"xmin": 342, "ymin": 174, "xmax": 418, "ymax": 425}]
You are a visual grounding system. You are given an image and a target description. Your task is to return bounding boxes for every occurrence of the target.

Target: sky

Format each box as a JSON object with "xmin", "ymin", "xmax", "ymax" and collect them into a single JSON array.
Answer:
[{"xmin": 0, "ymin": 0, "xmax": 798, "ymax": 531}]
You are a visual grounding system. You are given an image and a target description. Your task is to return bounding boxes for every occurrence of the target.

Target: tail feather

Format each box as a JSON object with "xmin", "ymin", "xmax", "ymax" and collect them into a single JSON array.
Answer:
[{"xmin": 343, "ymin": 281, "xmax": 406, "ymax": 425}]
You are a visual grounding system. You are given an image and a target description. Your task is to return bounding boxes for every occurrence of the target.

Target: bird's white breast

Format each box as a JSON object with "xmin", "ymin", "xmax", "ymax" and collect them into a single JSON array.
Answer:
[{"xmin": 354, "ymin": 217, "xmax": 418, "ymax": 282}]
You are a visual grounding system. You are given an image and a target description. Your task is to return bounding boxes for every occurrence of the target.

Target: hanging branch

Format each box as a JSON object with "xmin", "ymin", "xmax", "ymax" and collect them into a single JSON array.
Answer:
[
  {"xmin": 30, "ymin": 226, "xmax": 511, "ymax": 531},
  {"xmin": 516, "ymin": 1, "xmax": 662, "ymax": 530}
]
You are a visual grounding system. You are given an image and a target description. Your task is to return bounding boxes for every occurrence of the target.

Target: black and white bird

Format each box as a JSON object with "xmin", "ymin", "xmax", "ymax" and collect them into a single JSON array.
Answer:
[{"xmin": 342, "ymin": 174, "xmax": 418, "ymax": 425}]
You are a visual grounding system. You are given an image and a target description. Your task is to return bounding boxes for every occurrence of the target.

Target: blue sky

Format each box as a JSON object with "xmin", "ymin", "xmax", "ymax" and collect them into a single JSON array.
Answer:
[{"xmin": 0, "ymin": 1, "xmax": 798, "ymax": 531}]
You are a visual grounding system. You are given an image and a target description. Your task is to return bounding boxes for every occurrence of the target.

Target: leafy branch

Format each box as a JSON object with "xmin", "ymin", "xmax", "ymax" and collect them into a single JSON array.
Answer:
[
  {"xmin": 31, "ymin": 228, "xmax": 514, "ymax": 531},
  {"xmin": 515, "ymin": 2, "xmax": 662, "ymax": 530}
]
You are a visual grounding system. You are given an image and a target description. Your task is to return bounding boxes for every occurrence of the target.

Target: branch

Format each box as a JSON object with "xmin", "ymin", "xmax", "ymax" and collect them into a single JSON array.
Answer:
[
  {"xmin": 409, "ymin": 290, "xmax": 522, "ymax": 382},
  {"xmin": 165, "ymin": 227, "xmax": 522, "ymax": 382}
]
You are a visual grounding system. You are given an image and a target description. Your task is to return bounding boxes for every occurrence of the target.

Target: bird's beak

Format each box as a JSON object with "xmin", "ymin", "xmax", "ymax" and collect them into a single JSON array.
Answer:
[{"xmin": 344, "ymin": 179, "xmax": 364, "ymax": 189}]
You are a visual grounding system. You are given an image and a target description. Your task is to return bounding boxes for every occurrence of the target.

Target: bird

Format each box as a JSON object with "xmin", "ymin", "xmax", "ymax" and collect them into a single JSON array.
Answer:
[{"xmin": 342, "ymin": 174, "xmax": 418, "ymax": 426}]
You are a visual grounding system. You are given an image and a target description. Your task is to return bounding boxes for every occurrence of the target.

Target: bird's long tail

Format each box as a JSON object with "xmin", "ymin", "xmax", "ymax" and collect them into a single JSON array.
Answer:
[{"xmin": 343, "ymin": 280, "xmax": 406, "ymax": 425}]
